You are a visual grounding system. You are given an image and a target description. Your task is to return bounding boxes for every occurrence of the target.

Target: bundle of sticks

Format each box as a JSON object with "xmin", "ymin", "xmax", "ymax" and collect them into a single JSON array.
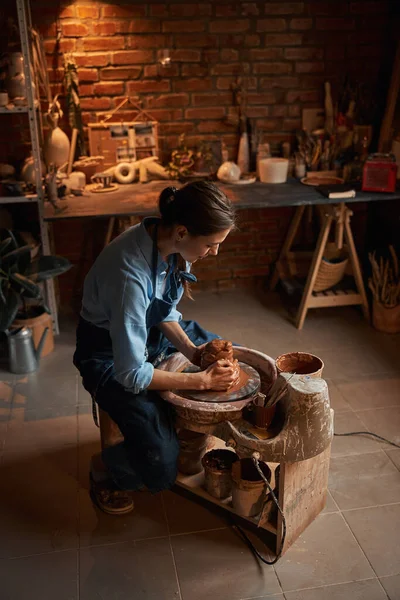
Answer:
[
  {"xmin": 368, "ymin": 246, "xmax": 400, "ymax": 308},
  {"xmin": 254, "ymin": 374, "xmax": 294, "ymax": 409}
]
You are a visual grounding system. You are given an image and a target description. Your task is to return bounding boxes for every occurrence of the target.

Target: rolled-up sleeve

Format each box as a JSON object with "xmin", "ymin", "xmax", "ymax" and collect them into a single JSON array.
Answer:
[{"xmin": 108, "ymin": 272, "xmax": 154, "ymax": 394}]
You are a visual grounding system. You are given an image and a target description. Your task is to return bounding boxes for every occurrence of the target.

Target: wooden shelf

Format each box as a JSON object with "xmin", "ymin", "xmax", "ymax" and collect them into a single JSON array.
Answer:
[
  {"xmin": 0, "ymin": 194, "xmax": 38, "ymax": 204},
  {"xmin": 0, "ymin": 101, "xmax": 39, "ymax": 114}
]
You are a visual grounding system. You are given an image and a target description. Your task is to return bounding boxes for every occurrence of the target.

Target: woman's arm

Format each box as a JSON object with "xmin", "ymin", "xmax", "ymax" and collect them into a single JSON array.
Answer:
[
  {"xmin": 148, "ymin": 359, "xmax": 236, "ymax": 391},
  {"xmin": 157, "ymin": 321, "xmax": 197, "ymax": 362}
]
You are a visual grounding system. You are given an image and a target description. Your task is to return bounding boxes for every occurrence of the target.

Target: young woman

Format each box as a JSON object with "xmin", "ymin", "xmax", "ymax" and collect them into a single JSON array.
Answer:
[{"xmin": 73, "ymin": 180, "xmax": 236, "ymax": 514}]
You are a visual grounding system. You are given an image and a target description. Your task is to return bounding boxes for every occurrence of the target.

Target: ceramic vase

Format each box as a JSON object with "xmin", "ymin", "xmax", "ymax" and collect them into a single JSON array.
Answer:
[{"xmin": 44, "ymin": 115, "xmax": 70, "ymax": 169}]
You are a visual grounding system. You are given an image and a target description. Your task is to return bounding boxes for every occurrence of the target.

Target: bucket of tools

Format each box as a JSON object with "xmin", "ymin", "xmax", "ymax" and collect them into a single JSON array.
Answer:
[
  {"xmin": 276, "ymin": 352, "xmax": 324, "ymax": 378},
  {"xmin": 202, "ymin": 449, "xmax": 239, "ymax": 499},
  {"xmin": 232, "ymin": 458, "xmax": 272, "ymax": 517}
]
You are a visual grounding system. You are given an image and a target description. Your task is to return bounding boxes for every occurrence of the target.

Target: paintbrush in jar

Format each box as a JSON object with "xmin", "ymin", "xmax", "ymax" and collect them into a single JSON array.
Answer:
[{"xmin": 263, "ymin": 374, "xmax": 295, "ymax": 409}]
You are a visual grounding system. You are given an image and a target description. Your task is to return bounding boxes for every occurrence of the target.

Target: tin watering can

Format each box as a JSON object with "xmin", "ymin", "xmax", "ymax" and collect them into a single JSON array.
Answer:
[{"xmin": 7, "ymin": 326, "xmax": 49, "ymax": 374}]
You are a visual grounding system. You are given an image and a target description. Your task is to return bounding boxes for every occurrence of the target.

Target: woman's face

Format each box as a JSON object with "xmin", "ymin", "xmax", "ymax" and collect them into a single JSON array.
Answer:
[{"xmin": 175, "ymin": 227, "xmax": 231, "ymax": 263}]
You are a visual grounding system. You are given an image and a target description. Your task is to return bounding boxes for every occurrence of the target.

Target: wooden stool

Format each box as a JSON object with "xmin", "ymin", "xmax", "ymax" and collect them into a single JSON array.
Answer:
[{"xmin": 270, "ymin": 202, "xmax": 370, "ymax": 329}]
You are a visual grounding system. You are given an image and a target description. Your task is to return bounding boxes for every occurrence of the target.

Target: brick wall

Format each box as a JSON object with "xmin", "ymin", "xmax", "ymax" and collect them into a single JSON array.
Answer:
[{"xmin": 2, "ymin": 1, "xmax": 394, "ymax": 313}]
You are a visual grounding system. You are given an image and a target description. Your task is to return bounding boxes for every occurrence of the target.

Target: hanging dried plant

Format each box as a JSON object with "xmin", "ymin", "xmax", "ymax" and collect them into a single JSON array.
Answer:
[{"xmin": 63, "ymin": 53, "xmax": 87, "ymax": 157}]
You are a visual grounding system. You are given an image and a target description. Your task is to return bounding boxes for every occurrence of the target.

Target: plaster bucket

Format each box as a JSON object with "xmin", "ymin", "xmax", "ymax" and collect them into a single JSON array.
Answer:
[
  {"xmin": 232, "ymin": 458, "xmax": 271, "ymax": 517},
  {"xmin": 177, "ymin": 430, "xmax": 210, "ymax": 475},
  {"xmin": 202, "ymin": 449, "xmax": 239, "ymax": 499},
  {"xmin": 276, "ymin": 352, "xmax": 324, "ymax": 378}
]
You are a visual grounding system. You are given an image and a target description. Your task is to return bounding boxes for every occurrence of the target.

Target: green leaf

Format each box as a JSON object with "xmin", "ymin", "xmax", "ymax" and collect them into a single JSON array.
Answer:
[
  {"xmin": 0, "ymin": 229, "xmax": 18, "ymax": 251},
  {"xmin": 0, "ymin": 288, "xmax": 19, "ymax": 331},
  {"xmin": 0, "ymin": 237, "xmax": 12, "ymax": 257},
  {"xmin": 9, "ymin": 273, "xmax": 42, "ymax": 299},
  {"xmin": 27, "ymin": 255, "xmax": 72, "ymax": 282},
  {"xmin": 1, "ymin": 246, "xmax": 31, "ymax": 272}
]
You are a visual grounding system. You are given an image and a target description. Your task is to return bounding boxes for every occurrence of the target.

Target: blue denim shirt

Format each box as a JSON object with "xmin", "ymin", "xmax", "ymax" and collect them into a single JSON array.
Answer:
[{"xmin": 81, "ymin": 218, "xmax": 184, "ymax": 393}]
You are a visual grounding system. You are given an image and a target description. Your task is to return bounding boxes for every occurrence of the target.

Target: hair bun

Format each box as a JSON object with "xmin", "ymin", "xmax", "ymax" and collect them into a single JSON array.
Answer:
[{"xmin": 159, "ymin": 186, "xmax": 178, "ymax": 219}]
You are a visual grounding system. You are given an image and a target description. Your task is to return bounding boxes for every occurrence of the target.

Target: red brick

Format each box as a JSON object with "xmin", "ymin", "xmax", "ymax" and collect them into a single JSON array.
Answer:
[
  {"xmin": 270, "ymin": 105, "xmax": 288, "ymax": 117},
  {"xmin": 77, "ymin": 68, "xmax": 99, "ymax": 82},
  {"xmin": 284, "ymin": 47, "xmax": 323, "ymax": 60},
  {"xmin": 215, "ymin": 4, "xmax": 238, "ymax": 17},
  {"xmin": 112, "ymin": 50, "xmax": 154, "ymax": 65},
  {"xmin": 76, "ymin": 5, "xmax": 99, "ymax": 19},
  {"xmin": 185, "ymin": 107, "xmax": 226, "ymax": 119},
  {"xmin": 83, "ymin": 37, "xmax": 125, "ymax": 51},
  {"xmin": 247, "ymin": 92, "xmax": 278, "ymax": 104},
  {"xmin": 265, "ymin": 33, "xmax": 303, "ymax": 45},
  {"xmin": 264, "ymin": 2, "xmax": 304, "ymax": 14},
  {"xmin": 149, "ymin": 4, "xmax": 169, "ymax": 17},
  {"xmin": 349, "ymin": 1, "xmax": 385, "ymax": 13},
  {"xmin": 249, "ymin": 48, "xmax": 283, "ymax": 60},
  {"xmin": 295, "ymin": 62, "xmax": 325, "ymax": 73},
  {"xmin": 253, "ymin": 62, "xmax": 292, "ymax": 75},
  {"xmin": 192, "ymin": 93, "xmax": 232, "ymax": 106},
  {"xmin": 307, "ymin": 2, "xmax": 348, "ymax": 15},
  {"xmin": 74, "ymin": 53, "xmax": 110, "ymax": 67},
  {"xmin": 93, "ymin": 82, "xmax": 125, "ymax": 95},
  {"xmin": 256, "ymin": 18, "xmax": 287, "ymax": 32},
  {"xmin": 127, "ymin": 80, "xmax": 171, "ymax": 93},
  {"xmin": 259, "ymin": 76, "xmax": 299, "ymax": 89},
  {"xmin": 161, "ymin": 122, "xmax": 194, "ymax": 135},
  {"xmin": 129, "ymin": 19, "xmax": 161, "ymax": 33},
  {"xmin": 245, "ymin": 34, "xmax": 261, "ymax": 46},
  {"xmin": 127, "ymin": 34, "xmax": 173, "ymax": 49},
  {"xmin": 62, "ymin": 23, "xmax": 89, "ymax": 37},
  {"xmin": 289, "ymin": 18, "xmax": 313, "ymax": 30},
  {"xmin": 324, "ymin": 46, "xmax": 345, "ymax": 61},
  {"xmin": 48, "ymin": 68, "xmax": 64, "ymax": 83},
  {"xmin": 217, "ymin": 76, "xmax": 257, "ymax": 90},
  {"xmin": 170, "ymin": 49, "xmax": 202, "ymax": 62},
  {"xmin": 174, "ymin": 34, "xmax": 218, "ymax": 47},
  {"xmin": 202, "ymin": 49, "xmax": 221, "ymax": 63},
  {"xmin": 283, "ymin": 118, "xmax": 302, "ymax": 130},
  {"xmin": 233, "ymin": 267, "xmax": 267, "ymax": 278},
  {"xmin": 78, "ymin": 84, "xmax": 94, "ymax": 96},
  {"xmin": 316, "ymin": 17, "xmax": 355, "ymax": 30},
  {"xmin": 221, "ymin": 48, "xmax": 239, "ymax": 61},
  {"xmin": 147, "ymin": 94, "xmax": 189, "ymax": 108},
  {"xmin": 162, "ymin": 20, "xmax": 205, "ymax": 32},
  {"xmin": 144, "ymin": 64, "xmax": 180, "ymax": 78},
  {"xmin": 212, "ymin": 63, "xmax": 251, "ymax": 75},
  {"xmin": 246, "ymin": 106, "xmax": 270, "ymax": 118},
  {"xmin": 253, "ymin": 118, "xmax": 281, "ymax": 131},
  {"xmin": 170, "ymin": 3, "xmax": 212, "ymax": 16},
  {"xmin": 80, "ymin": 97, "xmax": 112, "ymax": 110},
  {"xmin": 92, "ymin": 22, "xmax": 118, "ymax": 36},
  {"xmin": 209, "ymin": 20, "xmax": 250, "ymax": 33},
  {"xmin": 286, "ymin": 90, "xmax": 321, "ymax": 103},
  {"xmin": 241, "ymin": 3, "xmax": 259, "ymax": 16},
  {"xmin": 288, "ymin": 104, "xmax": 301, "ymax": 117},
  {"xmin": 175, "ymin": 78, "xmax": 213, "ymax": 92},
  {"xmin": 101, "ymin": 5, "xmax": 147, "ymax": 17},
  {"xmin": 299, "ymin": 75, "xmax": 326, "ymax": 89},
  {"xmin": 217, "ymin": 253, "xmax": 255, "ymax": 268},
  {"xmin": 36, "ymin": 22, "xmax": 57, "ymax": 37},
  {"xmin": 143, "ymin": 109, "xmax": 183, "ymax": 121},
  {"xmin": 59, "ymin": 5, "xmax": 75, "ymax": 18},
  {"xmin": 181, "ymin": 64, "xmax": 209, "ymax": 77},
  {"xmin": 100, "ymin": 67, "xmax": 142, "ymax": 80}
]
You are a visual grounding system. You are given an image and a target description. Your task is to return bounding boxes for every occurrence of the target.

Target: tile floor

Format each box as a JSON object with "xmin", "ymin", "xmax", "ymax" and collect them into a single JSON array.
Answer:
[{"xmin": 0, "ymin": 289, "xmax": 399, "ymax": 600}]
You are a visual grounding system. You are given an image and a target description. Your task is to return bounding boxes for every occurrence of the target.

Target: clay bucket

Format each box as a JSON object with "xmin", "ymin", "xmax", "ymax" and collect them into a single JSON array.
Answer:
[
  {"xmin": 202, "ymin": 449, "xmax": 239, "ymax": 499},
  {"xmin": 177, "ymin": 430, "xmax": 209, "ymax": 475},
  {"xmin": 275, "ymin": 352, "xmax": 324, "ymax": 378},
  {"xmin": 231, "ymin": 458, "xmax": 272, "ymax": 517}
]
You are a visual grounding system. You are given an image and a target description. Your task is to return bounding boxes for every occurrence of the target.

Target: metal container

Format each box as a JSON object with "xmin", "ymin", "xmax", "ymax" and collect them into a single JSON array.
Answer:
[{"xmin": 7, "ymin": 326, "xmax": 49, "ymax": 374}]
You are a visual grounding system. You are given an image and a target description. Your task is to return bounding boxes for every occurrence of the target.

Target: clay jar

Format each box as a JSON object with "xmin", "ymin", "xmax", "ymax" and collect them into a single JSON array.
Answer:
[{"xmin": 44, "ymin": 114, "xmax": 70, "ymax": 169}]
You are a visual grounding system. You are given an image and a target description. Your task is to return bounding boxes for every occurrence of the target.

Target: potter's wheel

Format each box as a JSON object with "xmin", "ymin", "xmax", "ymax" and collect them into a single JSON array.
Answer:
[{"xmin": 177, "ymin": 362, "xmax": 260, "ymax": 403}]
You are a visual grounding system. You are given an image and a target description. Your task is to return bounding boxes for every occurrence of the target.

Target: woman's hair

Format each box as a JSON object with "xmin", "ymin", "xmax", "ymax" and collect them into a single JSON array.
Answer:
[
  {"xmin": 159, "ymin": 180, "xmax": 236, "ymax": 235},
  {"xmin": 158, "ymin": 181, "xmax": 235, "ymax": 299}
]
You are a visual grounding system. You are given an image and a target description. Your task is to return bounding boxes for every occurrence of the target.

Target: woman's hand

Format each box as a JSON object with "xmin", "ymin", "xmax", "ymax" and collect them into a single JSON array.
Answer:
[{"xmin": 200, "ymin": 359, "xmax": 237, "ymax": 391}]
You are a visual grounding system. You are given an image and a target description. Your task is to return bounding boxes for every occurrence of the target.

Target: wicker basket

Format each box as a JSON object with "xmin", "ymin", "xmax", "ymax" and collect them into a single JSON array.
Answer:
[{"xmin": 314, "ymin": 243, "xmax": 349, "ymax": 292}]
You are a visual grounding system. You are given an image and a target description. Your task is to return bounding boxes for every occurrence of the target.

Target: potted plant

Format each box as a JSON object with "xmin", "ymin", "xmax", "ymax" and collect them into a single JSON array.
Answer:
[
  {"xmin": 166, "ymin": 135, "xmax": 214, "ymax": 181},
  {"xmin": 368, "ymin": 246, "xmax": 400, "ymax": 333},
  {"xmin": 0, "ymin": 229, "xmax": 71, "ymax": 355}
]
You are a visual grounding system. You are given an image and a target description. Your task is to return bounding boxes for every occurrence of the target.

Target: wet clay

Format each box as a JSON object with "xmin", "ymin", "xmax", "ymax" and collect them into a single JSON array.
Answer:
[
  {"xmin": 276, "ymin": 352, "xmax": 323, "ymax": 377},
  {"xmin": 200, "ymin": 339, "xmax": 241, "ymax": 390}
]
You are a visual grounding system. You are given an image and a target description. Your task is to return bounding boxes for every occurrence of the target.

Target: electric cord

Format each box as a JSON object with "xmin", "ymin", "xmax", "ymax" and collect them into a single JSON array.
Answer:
[
  {"xmin": 334, "ymin": 431, "xmax": 400, "ymax": 448},
  {"xmin": 229, "ymin": 453, "xmax": 286, "ymax": 566}
]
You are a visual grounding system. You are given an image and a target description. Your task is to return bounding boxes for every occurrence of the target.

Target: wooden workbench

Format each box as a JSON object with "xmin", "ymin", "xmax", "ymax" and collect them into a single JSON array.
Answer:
[{"xmin": 43, "ymin": 179, "xmax": 400, "ymax": 221}]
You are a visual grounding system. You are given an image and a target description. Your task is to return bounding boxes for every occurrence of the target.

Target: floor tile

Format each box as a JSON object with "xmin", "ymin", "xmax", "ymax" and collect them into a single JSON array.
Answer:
[
  {"xmin": 321, "ymin": 490, "xmax": 339, "ymax": 514},
  {"xmin": 325, "ymin": 379, "xmax": 352, "ymax": 413},
  {"xmin": 171, "ymin": 527, "xmax": 282, "ymax": 600},
  {"xmin": 79, "ymin": 537, "xmax": 179, "ymax": 600},
  {"xmin": 0, "ymin": 450, "xmax": 78, "ymax": 558},
  {"xmin": 4, "ymin": 407, "xmax": 77, "ymax": 455},
  {"xmin": 380, "ymin": 574, "xmax": 400, "ymax": 600},
  {"xmin": 79, "ymin": 489, "xmax": 168, "ymax": 547},
  {"xmin": 335, "ymin": 376, "xmax": 400, "ymax": 410},
  {"xmin": 274, "ymin": 513, "xmax": 374, "ymax": 591},
  {"xmin": 13, "ymin": 372, "xmax": 78, "ymax": 411},
  {"xmin": 386, "ymin": 449, "xmax": 400, "ymax": 471},
  {"xmin": 344, "ymin": 504, "xmax": 400, "ymax": 577},
  {"xmin": 329, "ymin": 451, "xmax": 400, "ymax": 510},
  {"xmin": 331, "ymin": 412, "xmax": 381, "ymax": 457},
  {"xmin": 163, "ymin": 489, "xmax": 227, "ymax": 535},
  {"xmin": 284, "ymin": 578, "xmax": 388, "ymax": 600},
  {"xmin": 78, "ymin": 380, "xmax": 92, "ymax": 405},
  {"xmin": 318, "ymin": 343, "xmax": 398, "ymax": 380},
  {"xmin": 355, "ymin": 407, "xmax": 400, "ymax": 448},
  {"xmin": 0, "ymin": 549, "xmax": 78, "ymax": 600}
]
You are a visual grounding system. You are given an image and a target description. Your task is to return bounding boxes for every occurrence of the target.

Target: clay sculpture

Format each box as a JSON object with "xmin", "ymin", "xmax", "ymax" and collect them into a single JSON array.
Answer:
[{"xmin": 199, "ymin": 340, "xmax": 241, "ymax": 389}]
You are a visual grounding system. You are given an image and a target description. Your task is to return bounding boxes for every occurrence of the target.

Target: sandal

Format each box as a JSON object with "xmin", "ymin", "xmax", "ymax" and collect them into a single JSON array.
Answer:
[{"xmin": 89, "ymin": 472, "xmax": 134, "ymax": 515}]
